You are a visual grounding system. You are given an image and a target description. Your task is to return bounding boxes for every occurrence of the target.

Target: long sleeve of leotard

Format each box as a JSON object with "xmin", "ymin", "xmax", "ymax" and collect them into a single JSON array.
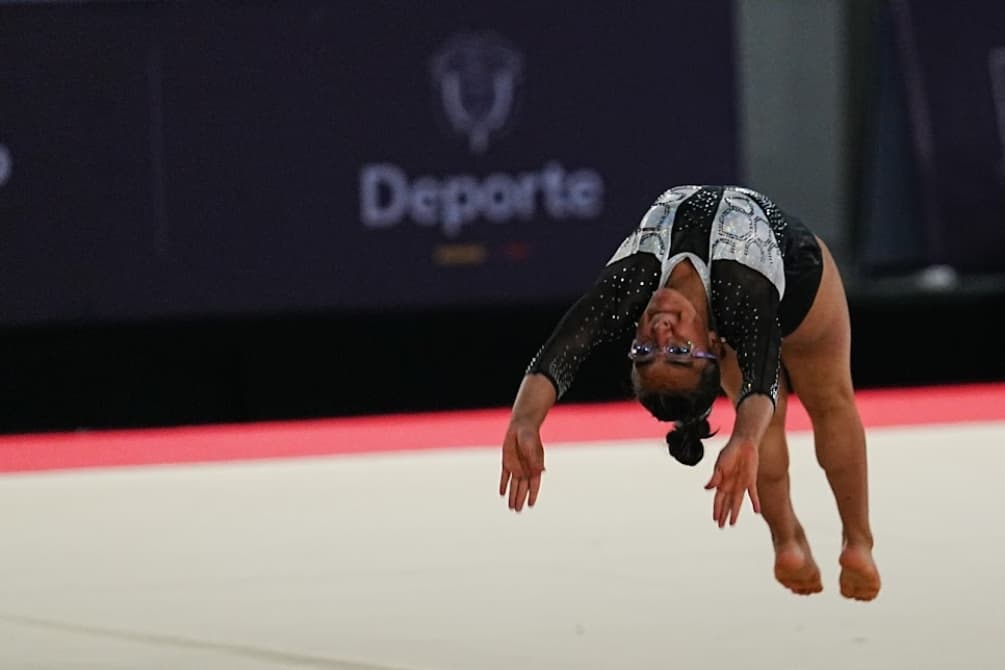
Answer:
[
  {"xmin": 710, "ymin": 259, "xmax": 783, "ymax": 406},
  {"xmin": 526, "ymin": 253, "xmax": 662, "ymax": 399}
]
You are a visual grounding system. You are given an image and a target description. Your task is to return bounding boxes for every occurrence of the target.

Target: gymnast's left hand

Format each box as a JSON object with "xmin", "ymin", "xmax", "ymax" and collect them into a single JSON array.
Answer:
[
  {"xmin": 704, "ymin": 439, "xmax": 761, "ymax": 528},
  {"xmin": 499, "ymin": 420, "xmax": 545, "ymax": 512}
]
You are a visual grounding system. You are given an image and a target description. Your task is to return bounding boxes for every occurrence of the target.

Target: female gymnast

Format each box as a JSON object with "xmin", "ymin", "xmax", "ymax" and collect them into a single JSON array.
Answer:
[{"xmin": 498, "ymin": 185, "xmax": 881, "ymax": 601}]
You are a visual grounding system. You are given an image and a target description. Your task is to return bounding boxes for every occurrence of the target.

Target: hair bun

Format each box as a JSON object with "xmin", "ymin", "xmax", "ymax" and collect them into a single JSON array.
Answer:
[{"xmin": 665, "ymin": 416, "xmax": 716, "ymax": 467}]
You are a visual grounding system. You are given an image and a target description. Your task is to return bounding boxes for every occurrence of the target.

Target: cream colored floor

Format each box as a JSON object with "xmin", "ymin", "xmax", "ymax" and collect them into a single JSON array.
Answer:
[{"xmin": 0, "ymin": 421, "xmax": 1002, "ymax": 670}]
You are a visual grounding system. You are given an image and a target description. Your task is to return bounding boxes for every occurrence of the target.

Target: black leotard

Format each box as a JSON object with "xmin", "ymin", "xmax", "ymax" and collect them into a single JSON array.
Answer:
[{"xmin": 526, "ymin": 185, "xmax": 824, "ymax": 407}]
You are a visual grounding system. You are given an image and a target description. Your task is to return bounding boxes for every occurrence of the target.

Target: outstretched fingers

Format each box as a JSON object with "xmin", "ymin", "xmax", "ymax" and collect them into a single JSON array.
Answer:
[
  {"xmin": 716, "ymin": 486, "xmax": 738, "ymax": 528},
  {"xmin": 711, "ymin": 482, "xmax": 760, "ymax": 527},
  {"xmin": 748, "ymin": 482, "xmax": 762, "ymax": 515},
  {"xmin": 516, "ymin": 478, "xmax": 531, "ymax": 511},
  {"xmin": 528, "ymin": 473, "xmax": 542, "ymax": 507},
  {"xmin": 500, "ymin": 463, "xmax": 543, "ymax": 512},
  {"xmin": 712, "ymin": 484, "xmax": 725, "ymax": 525},
  {"xmin": 705, "ymin": 468, "xmax": 723, "ymax": 491},
  {"xmin": 729, "ymin": 490, "xmax": 743, "ymax": 526}
]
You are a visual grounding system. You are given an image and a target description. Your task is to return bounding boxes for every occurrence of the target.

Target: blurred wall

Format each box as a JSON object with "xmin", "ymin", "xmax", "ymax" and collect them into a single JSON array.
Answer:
[{"xmin": 736, "ymin": 0, "xmax": 849, "ymax": 261}]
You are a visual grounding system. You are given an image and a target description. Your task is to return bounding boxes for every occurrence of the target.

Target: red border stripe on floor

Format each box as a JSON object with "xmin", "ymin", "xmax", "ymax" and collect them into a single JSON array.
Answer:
[{"xmin": 0, "ymin": 383, "xmax": 1002, "ymax": 474}]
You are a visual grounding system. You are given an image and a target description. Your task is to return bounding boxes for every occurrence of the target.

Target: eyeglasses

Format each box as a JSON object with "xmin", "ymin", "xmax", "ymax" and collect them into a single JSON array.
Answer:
[{"xmin": 628, "ymin": 339, "xmax": 718, "ymax": 364}]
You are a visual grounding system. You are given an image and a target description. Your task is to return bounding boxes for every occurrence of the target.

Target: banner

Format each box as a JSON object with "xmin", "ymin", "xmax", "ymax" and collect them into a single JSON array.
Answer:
[{"xmin": 0, "ymin": 1, "xmax": 739, "ymax": 325}]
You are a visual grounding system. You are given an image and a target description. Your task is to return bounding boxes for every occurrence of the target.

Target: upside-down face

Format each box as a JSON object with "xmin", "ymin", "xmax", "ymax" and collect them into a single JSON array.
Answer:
[{"xmin": 630, "ymin": 288, "xmax": 718, "ymax": 394}]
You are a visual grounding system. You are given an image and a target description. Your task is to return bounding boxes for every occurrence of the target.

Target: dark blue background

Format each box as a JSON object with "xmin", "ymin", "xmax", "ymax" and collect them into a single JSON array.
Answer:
[
  {"xmin": 859, "ymin": 0, "xmax": 1005, "ymax": 274},
  {"xmin": 0, "ymin": 0, "xmax": 739, "ymax": 325},
  {"xmin": 2, "ymin": 0, "xmax": 1000, "ymax": 436}
]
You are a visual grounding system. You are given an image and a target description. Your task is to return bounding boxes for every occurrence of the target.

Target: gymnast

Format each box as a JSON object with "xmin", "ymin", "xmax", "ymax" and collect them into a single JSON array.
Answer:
[{"xmin": 499, "ymin": 185, "xmax": 881, "ymax": 601}]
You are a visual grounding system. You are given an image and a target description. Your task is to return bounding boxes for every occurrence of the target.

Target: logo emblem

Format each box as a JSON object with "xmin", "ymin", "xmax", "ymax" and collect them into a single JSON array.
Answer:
[
  {"xmin": 430, "ymin": 33, "xmax": 523, "ymax": 154},
  {"xmin": 0, "ymin": 143, "xmax": 10, "ymax": 188}
]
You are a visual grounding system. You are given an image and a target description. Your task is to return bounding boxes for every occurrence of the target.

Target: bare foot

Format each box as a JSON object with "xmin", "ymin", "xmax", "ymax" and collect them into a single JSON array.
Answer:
[
  {"xmin": 774, "ymin": 537, "xmax": 823, "ymax": 596},
  {"xmin": 839, "ymin": 544, "xmax": 881, "ymax": 601}
]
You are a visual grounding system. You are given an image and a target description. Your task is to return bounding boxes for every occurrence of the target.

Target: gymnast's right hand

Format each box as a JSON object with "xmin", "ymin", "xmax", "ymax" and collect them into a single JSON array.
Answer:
[{"xmin": 499, "ymin": 420, "xmax": 545, "ymax": 512}]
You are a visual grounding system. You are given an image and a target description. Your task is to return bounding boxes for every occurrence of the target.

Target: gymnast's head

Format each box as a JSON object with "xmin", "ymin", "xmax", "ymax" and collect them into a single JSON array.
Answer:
[{"xmin": 629, "ymin": 288, "xmax": 722, "ymax": 466}]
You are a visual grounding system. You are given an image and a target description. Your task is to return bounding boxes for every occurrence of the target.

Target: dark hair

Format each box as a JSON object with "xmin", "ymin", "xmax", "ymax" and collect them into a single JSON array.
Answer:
[{"xmin": 633, "ymin": 361, "xmax": 721, "ymax": 466}]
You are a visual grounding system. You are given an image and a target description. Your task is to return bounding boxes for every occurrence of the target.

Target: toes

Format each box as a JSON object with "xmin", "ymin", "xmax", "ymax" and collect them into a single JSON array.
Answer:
[
  {"xmin": 778, "ymin": 572, "xmax": 824, "ymax": 596},
  {"xmin": 840, "ymin": 575, "xmax": 880, "ymax": 601},
  {"xmin": 792, "ymin": 581, "xmax": 824, "ymax": 596}
]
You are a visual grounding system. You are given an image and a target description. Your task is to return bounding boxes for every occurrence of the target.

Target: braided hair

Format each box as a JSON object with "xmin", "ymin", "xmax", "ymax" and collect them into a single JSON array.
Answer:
[{"xmin": 633, "ymin": 361, "xmax": 721, "ymax": 466}]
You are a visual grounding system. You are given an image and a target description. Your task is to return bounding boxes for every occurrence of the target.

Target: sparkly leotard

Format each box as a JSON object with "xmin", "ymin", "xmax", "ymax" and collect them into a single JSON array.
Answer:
[{"xmin": 526, "ymin": 185, "xmax": 824, "ymax": 407}]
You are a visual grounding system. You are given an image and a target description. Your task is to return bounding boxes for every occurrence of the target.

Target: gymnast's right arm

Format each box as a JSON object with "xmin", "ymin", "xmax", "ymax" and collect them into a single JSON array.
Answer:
[
  {"xmin": 500, "ymin": 253, "xmax": 661, "ymax": 511},
  {"xmin": 524, "ymin": 253, "xmax": 662, "ymax": 398}
]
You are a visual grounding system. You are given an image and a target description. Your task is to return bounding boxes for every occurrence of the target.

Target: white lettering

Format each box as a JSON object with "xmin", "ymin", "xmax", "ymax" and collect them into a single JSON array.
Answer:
[
  {"xmin": 358, "ymin": 162, "xmax": 605, "ymax": 236},
  {"xmin": 482, "ymin": 174, "xmax": 515, "ymax": 222},
  {"xmin": 441, "ymin": 176, "xmax": 480, "ymax": 236},
  {"xmin": 513, "ymin": 174, "xmax": 538, "ymax": 219},
  {"xmin": 360, "ymin": 163, "xmax": 408, "ymax": 228},
  {"xmin": 567, "ymin": 169, "xmax": 604, "ymax": 217},
  {"xmin": 541, "ymin": 162, "xmax": 568, "ymax": 217},
  {"xmin": 410, "ymin": 177, "xmax": 440, "ymax": 226}
]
